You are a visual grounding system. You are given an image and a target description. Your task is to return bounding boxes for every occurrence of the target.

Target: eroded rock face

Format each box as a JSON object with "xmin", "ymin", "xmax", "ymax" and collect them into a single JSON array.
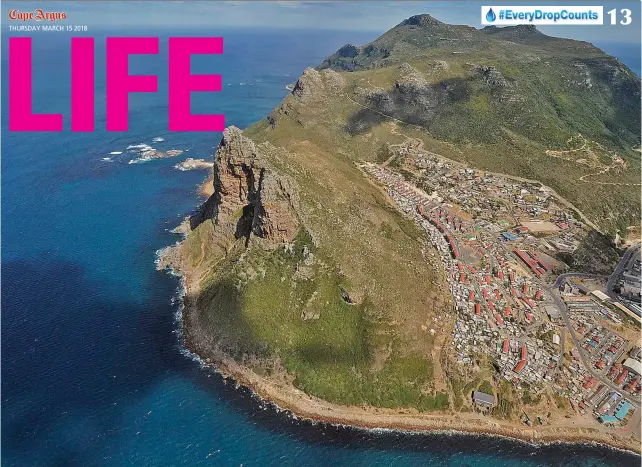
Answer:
[
  {"xmin": 292, "ymin": 68, "xmax": 324, "ymax": 100},
  {"xmin": 291, "ymin": 68, "xmax": 345, "ymax": 101},
  {"xmin": 192, "ymin": 126, "xmax": 298, "ymax": 245},
  {"xmin": 251, "ymin": 172, "xmax": 299, "ymax": 243},
  {"xmin": 215, "ymin": 126, "xmax": 263, "ymax": 217}
]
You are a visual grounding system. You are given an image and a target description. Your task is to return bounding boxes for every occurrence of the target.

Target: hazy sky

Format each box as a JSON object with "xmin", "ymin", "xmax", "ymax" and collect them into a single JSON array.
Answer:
[{"xmin": 3, "ymin": 1, "xmax": 640, "ymax": 44}]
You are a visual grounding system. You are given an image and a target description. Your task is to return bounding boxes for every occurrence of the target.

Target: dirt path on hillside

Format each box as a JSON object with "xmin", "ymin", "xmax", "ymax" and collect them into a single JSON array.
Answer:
[{"xmin": 544, "ymin": 136, "xmax": 639, "ymax": 187}]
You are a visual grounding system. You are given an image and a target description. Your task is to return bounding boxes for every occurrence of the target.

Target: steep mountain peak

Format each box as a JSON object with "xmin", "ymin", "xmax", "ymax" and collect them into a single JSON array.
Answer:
[
  {"xmin": 398, "ymin": 14, "xmax": 444, "ymax": 27},
  {"xmin": 318, "ymin": 13, "xmax": 483, "ymax": 71}
]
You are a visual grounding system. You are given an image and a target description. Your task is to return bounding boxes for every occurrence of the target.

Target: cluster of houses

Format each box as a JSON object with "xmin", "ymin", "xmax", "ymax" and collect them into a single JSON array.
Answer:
[
  {"xmin": 364, "ymin": 158, "xmax": 566, "ymax": 393},
  {"xmin": 363, "ymin": 153, "xmax": 639, "ymax": 427},
  {"xmin": 561, "ymin": 291, "xmax": 640, "ymax": 425},
  {"xmin": 413, "ymin": 153, "xmax": 588, "ymax": 257}
]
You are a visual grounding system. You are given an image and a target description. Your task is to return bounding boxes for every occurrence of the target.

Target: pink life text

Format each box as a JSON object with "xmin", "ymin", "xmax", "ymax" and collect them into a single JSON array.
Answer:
[{"xmin": 9, "ymin": 37, "xmax": 225, "ymax": 132}]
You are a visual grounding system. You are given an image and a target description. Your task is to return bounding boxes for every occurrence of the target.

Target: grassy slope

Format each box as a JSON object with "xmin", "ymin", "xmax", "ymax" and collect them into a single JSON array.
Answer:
[
  {"xmin": 185, "ymin": 83, "xmax": 455, "ymax": 410},
  {"xmin": 196, "ymin": 230, "xmax": 447, "ymax": 409}
]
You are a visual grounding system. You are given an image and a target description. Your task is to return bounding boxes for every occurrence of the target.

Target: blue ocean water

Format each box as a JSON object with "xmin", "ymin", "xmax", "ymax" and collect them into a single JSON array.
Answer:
[{"xmin": 1, "ymin": 28, "xmax": 640, "ymax": 467}]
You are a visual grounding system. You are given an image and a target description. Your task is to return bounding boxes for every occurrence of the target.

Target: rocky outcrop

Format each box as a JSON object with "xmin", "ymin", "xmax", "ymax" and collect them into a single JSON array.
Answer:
[
  {"xmin": 399, "ymin": 14, "xmax": 444, "ymax": 28},
  {"xmin": 291, "ymin": 68, "xmax": 345, "ymax": 101},
  {"xmin": 191, "ymin": 126, "xmax": 298, "ymax": 245},
  {"xmin": 336, "ymin": 44, "xmax": 359, "ymax": 58},
  {"xmin": 323, "ymin": 69, "xmax": 346, "ymax": 92},
  {"xmin": 393, "ymin": 72, "xmax": 438, "ymax": 112},
  {"xmin": 251, "ymin": 172, "xmax": 299, "ymax": 244},
  {"xmin": 360, "ymin": 88, "xmax": 396, "ymax": 114},
  {"xmin": 292, "ymin": 68, "xmax": 324, "ymax": 100},
  {"xmin": 474, "ymin": 65, "xmax": 511, "ymax": 88}
]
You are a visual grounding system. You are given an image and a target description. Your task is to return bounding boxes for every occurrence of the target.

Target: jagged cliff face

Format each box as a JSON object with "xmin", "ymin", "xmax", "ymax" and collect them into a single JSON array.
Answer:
[
  {"xmin": 250, "ymin": 171, "xmax": 298, "ymax": 243},
  {"xmin": 192, "ymin": 126, "xmax": 298, "ymax": 246}
]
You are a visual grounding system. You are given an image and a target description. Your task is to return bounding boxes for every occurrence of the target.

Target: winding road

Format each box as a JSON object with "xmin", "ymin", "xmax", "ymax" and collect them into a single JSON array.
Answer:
[{"xmin": 606, "ymin": 244, "xmax": 641, "ymax": 300}]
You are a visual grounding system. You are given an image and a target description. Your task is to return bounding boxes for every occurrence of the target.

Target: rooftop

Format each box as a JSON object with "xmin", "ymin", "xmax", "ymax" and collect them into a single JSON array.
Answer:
[
  {"xmin": 472, "ymin": 390, "xmax": 495, "ymax": 405},
  {"xmin": 545, "ymin": 305, "xmax": 561, "ymax": 320},
  {"xmin": 623, "ymin": 358, "xmax": 642, "ymax": 375},
  {"xmin": 590, "ymin": 290, "xmax": 610, "ymax": 302}
]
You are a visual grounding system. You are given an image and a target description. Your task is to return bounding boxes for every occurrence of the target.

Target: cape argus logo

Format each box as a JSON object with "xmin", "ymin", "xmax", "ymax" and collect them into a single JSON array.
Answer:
[
  {"xmin": 8, "ymin": 9, "xmax": 67, "ymax": 22},
  {"xmin": 481, "ymin": 6, "xmax": 603, "ymax": 25}
]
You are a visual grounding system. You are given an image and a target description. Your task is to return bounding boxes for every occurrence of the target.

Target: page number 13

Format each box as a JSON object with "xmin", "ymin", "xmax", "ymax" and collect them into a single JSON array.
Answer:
[{"xmin": 607, "ymin": 9, "xmax": 632, "ymax": 25}]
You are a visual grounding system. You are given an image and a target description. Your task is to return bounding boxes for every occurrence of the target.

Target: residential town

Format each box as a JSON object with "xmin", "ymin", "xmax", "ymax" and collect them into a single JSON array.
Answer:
[{"xmin": 361, "ymin": 148, "xmax": 641, "ymax": 432}]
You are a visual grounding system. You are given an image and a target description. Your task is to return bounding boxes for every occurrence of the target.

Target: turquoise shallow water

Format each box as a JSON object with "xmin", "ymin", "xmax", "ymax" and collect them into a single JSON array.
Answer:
[{"xmin": 1, "ymin": 28, "xmax": 640, "ymax": 466}]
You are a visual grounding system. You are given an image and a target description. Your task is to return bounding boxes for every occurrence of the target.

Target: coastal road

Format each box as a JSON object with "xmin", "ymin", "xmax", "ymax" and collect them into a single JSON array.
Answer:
[
  {"xmin": 546, "ymin": 285, "xmax": 641, "ymax": 409},
  {"xmin": 606, "ymin": 244, "xmax": 641, "ymax": 299}
]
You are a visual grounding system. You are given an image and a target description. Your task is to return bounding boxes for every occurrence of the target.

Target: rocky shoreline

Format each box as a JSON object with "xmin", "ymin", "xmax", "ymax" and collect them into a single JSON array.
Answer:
[
  {"xmin": 174, "ymin": 158, "xmax": 214, "ymax": 172},
  {"xmin": 181, "ymin": 338, "xmax": 641, "ymax": 455},
  {"xmin": 157, "ymin": 190, "xmax": 641, "ymax": 457}
]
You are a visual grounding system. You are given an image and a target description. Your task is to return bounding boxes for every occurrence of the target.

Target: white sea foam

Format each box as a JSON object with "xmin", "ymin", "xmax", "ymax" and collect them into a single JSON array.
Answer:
[
  {"xmin": 129, "ymin": 157, "xmax": 152, "ymax": 165},
  {"xmin": 169, "ymin": 223, "xmax": 189, "ymax": 238},
  {"xmin": 127, "ymin": 143, "xmax": 151, "ymax": 150}
]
